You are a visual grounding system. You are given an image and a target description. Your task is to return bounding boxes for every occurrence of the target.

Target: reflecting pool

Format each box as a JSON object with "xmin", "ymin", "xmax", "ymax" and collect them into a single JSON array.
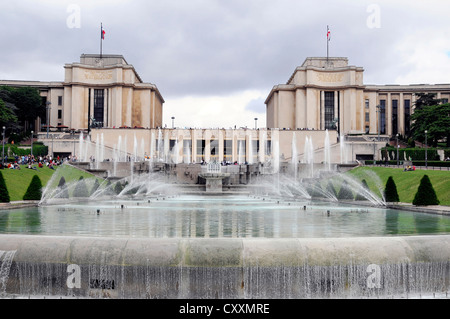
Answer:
[{"xmin": 1, "ymin": 195, "xmax": 449, "ymax": 238}]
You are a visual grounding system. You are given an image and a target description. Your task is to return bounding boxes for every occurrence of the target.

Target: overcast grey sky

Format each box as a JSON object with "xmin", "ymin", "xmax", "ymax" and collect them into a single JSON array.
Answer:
[{"xmin": 1, "ymin": 0, "xmax": 450, "ymax": 128}]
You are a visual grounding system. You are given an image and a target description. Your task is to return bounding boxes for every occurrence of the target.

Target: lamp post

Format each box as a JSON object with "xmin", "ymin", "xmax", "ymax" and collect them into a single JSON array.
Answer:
[
  {"xmin": 254, "ymin": 118, "xmax": 258, "ymax": 130},
  {"xmin": 46, "ymin": 101, "xmax": 51, "ymax": 139},
  {"xmin": 2, "ymin": 126, "xmax": 5, "ymax": 166},
  {"xmin": 425, "ymin": 130, "xmax": 428, "ymax": 169},
  {"xmin": 396, "ymin": 134, "xmax": 399, "ymax": 168},
  {"xmin": 171, "ymin": 117, "xmax": 175, "ymax": 129},
  {"xmin": 31, "ymin": 131, "xmax": 34, "ymax": 158}
]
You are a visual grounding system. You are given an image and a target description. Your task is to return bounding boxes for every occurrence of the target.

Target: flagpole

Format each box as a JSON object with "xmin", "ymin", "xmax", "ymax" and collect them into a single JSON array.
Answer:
[
  {"xmin": 100, "ymin": 23, "xmax": 103, "ymax": 59},
  {"xmin": 327, "ymin": 25, "xmax": 329, "ymax": 63}
]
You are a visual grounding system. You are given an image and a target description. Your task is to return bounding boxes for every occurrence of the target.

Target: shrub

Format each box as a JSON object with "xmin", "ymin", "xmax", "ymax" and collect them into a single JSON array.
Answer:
[
  {"xmin": 355, "ymin": 179, "xmax": 369, "ymax": 201},
  {"xmin": 114, "ymin": 182, "xmax": 124, "ymax": 195},
  {"xmin": 384, "ymin": 176, "xmax": 399, "ymax": 203},
  {"xmin": 91, "ymin": 179, "xmax": 100, "ymax": 196},
  {"xmin": 326, "ymin": 181, "xmax": 337, "ymax": 198},
  {"xmin": 23, "ymin": 175, "xmax": 43, "ymax": 201},
  {"xmin": 73, "ymin": 176, "xmax": 89, "ymax": 198},
  {"xmin": 57, "ymin": 176, "xmax": 69, "ymax": 198},
  {"xmin": 337, "ymin": 180, "xmax": 354, "ymax": 200},
  {"xmin": 0, "ymin": 171, "xmax": 10, "ymax": 203},
  {"xmin": 413, "ymin": 175, "xmax": 440, "ymax": 206}
]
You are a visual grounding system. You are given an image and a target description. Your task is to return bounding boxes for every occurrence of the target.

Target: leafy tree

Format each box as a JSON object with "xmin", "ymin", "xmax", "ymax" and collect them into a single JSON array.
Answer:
[
  {"xmin": 411, "ymin": 103, "xmax": 450, "ymax": 147},
  {"xmin": 384, "ymin": 176, "xmax": 399, "ymax": 203},
  {"xmin": 0, "ymin": 99, "xmax": 18, "ymax": 129},
  {"xmin": 0, "ymin": 171, "xmax": 10, "ymax": 203},
  {"xmin": 413, "ymin": 93, "xmax": 443, "ymax": 111},
  {"xmin": 23, "ymin": 175, "xmax": 43, "ymax": 201},
  {"xmin": 413, "ymin": 175, "xmax": 440, "ymax": 206},
  {"xmin": 73, "ymin": 176, "xmax": 89, "ymax": 198},
  {"xmin": 0, "ymin": 86, "xmax": 43, "ymax": 132},
  {"xmin": 11, "ymin": 87, "xmax": 44, "ymax": 127},
  {"xmin": 410, "ymin": 92, "xmax": 450, "ymax": 147}
]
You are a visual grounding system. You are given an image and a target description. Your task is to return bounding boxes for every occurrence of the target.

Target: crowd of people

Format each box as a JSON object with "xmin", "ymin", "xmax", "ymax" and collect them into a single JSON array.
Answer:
[{"xmin": 0, "ymin": 154, "xmax": 65, "ymax": 171}]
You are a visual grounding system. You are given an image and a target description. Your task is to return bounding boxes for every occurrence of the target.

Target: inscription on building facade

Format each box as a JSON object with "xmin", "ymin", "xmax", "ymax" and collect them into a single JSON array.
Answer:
[
  {"xmin": 316, "ymin": 73, "xmax": 344, "ymax": 83},
  {"xmin": 84, "ymin": 70, "xmax": 113, "ymax": 81}
]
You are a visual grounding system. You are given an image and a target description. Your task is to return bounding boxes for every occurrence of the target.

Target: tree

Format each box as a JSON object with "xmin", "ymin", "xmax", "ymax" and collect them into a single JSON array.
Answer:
[
  {"xmin": 0, "ymin": 99, "xmax": 18, "ymax": 129},
  {"xmin": 0, "ymin": 171, "xmax": 10, "ymax": 203},
  {"xmin": 413, "ymin": 175, "xmax": 440, "ymax": 206},
  {"xmin": 0, "ymin": 86, "xmax": 44, "ymax": 132},
  {"xmin": 23, "ymin": 175, "xmax": 43, "ymax": 201},
  {"xmin": 384, "ymin": 176, "xmax": 399, "ymax": 203},
  {"xmin": 410, "ymin": 92, "xmax": 450, "ymax": 147},
  {"xmin": 73, "ymin": 176, "xmax": 89, "ymax": 198},
  {"xmin": 413, "ymin": 93, "xmax": 443, "ymax": 111}
]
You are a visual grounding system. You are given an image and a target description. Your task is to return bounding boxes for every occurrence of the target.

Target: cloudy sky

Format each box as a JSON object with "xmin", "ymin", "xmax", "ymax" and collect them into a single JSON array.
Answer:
[{"xmin": 1, "ymin": 0, "xmax": 450, "ymax": 128}]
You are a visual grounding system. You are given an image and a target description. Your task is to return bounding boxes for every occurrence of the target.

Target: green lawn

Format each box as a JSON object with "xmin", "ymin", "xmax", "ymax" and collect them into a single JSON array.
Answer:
[
  {"xmin": 347, "ymin": 167, "xmax": 450, "ymax": 206},
  {"xmin": 1, "ymin": 163, "xmax": 98, "ymax": 202}
]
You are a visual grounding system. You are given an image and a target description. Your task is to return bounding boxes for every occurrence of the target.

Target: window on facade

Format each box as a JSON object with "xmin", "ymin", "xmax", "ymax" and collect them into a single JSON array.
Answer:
[
  {"xmin": 183, "ymin": 140, "xmax": 192, "ymax": 155},
  {"xmin": 210, "ymin": 139, "xmax": 219, "ymax": 159},
  {"xmin": 58, "ymin": 96, "xmax": 63, "ymax": 106},
  {"xmin": 404, "ymin": 99, "xmax": 411, "ymax": 136},
  {"xmin": 58, "ymin": 110, "xmax": 62, "ymax": 120},
  {"xmin": 223, "ymin": 140, "xmax": 232, "ymax": 162},
  {"xmin": 266, "ymin": 140, "xmax": 272, "ymax": 156},
  {"xmin": 324, "ymin": 92, "xmax": 335, "ymax": 129},
  {"xmin": 392, "ymin": 100, "xmax": 398, "ymax": 135},
  {"xmin": 380, "ymin": 100, "xmax": 386, "ymax": 134},
  {"xmin": 248, "ymin": 139, "xmax": 258, "ymax": 162},
  {"xmin": 196, "ymin": 140, "xmax": 205, "ymax": 162},
  {"xmin": 93, "ymin": 89, "xmax": 104, "ymax": 128},
  {"xmin": 365, "ymin": 99, "xmax": 370, "ymax": 109},
  {"xmin": 237, "ymin": 140, "xmax": 246, "ymax": 162}
]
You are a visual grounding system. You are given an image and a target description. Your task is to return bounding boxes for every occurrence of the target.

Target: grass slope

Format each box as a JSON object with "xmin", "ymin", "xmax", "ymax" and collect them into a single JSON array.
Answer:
[
  {"xmin": 2, "ymin": 164, "xmax": 97, "ymax": 201},
  {"xmin": 347, "ymin": 167, "xmax": 450, "ymax": 206}
]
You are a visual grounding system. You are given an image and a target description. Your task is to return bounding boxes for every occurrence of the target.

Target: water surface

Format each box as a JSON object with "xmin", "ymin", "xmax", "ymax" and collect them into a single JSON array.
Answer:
[{"xmin": 0, "ymin": 195, "xmax": 449, "ymax": 238}]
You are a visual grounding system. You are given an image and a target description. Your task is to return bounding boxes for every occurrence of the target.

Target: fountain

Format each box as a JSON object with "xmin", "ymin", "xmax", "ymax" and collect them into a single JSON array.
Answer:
[
  {"xmin": 199, "ymin": 161, "xmax": 231, "ymax": 193},
  {"xmin": 324, "ymin": 129, "xmax": 331, "ymax": 171},
  {"xmin": 0, "ymin": 130, "xmax": 449, "ymax": 300}
]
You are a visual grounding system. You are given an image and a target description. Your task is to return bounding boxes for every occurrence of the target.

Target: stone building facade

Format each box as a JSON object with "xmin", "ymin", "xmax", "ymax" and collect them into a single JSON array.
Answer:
[
  {"xmin": 1, "ymin": 55, "xmax": 449, "ymax": 164},
  {"xmin": 265, "ymin": 57, "xmax": 450, "ymax": 138},
  {"xmin": 1, "ymin": 54, "xmax": 164, "ymax": 132}
]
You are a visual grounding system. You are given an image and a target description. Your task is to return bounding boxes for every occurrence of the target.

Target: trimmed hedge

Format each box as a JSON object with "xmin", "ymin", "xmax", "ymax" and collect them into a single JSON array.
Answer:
[
  {"xmin": 8, "ymin": 144, "xmax": 48, "ymax": 157},
  {"xmin": 384, "ymin": 176, "xmax": 399, "ymax": 203},
  {"xmin": 413, "ymin": 175, "xmax": 440, "ymax": 206},
  {"xmin": 366, "ymin": 160, "xmax": 450, "ymax": 167},
  {"xmin": 381, "ymin": 147, "xmax": 440, "ymax": 161},
  {"xmin": 0, "ymin": 171, "xmax": 10, "ymax": 203},
  {"xmin": 23, "ymin": 175, "xmax": 43, "ymax": 201}
]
